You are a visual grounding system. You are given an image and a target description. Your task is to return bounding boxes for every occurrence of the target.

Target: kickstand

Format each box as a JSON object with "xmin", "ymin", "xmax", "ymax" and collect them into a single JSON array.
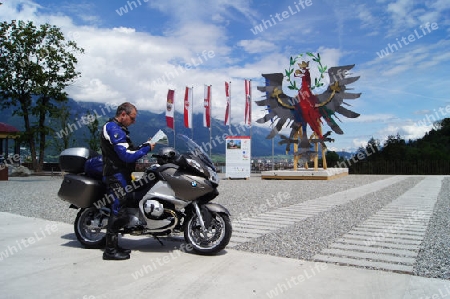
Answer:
[{"xmin": 153, "ymin": 235, "xmax": 164, "ymax": 246}]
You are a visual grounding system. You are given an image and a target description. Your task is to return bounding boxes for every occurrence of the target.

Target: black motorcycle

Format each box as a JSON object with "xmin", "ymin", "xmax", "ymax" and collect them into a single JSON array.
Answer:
[{"xmin": 57, "ymin": 134, "xmax": 232, "ymax": 255}]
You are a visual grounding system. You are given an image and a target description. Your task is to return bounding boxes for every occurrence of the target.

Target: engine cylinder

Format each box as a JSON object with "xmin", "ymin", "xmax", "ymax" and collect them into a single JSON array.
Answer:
[{"xmin": 143, "ymin": 200, "xmax": 164, "ymax": 219}]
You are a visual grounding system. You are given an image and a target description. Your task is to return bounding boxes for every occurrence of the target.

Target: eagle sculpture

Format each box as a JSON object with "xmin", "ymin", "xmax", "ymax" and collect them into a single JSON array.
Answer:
[{"xmin": 256, "ymin": 54, "xmax": 361, "ymax": 169}]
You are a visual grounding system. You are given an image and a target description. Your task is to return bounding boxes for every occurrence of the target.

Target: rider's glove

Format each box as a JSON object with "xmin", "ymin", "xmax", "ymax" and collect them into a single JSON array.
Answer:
[
  {"xmin": 142, "ymin": 141, "xmax": 152, "ymax": 147},
  {"xmin": 140, "ymin": 140, "xmax": 155, "ymax": 151}
]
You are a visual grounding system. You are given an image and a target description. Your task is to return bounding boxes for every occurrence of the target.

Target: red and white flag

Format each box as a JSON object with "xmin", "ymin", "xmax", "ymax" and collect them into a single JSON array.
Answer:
[
  {"xmin": 166, "ymin": 89, "xmax": 175, "ymax": 129},
  {"xmin": 244, "ymin": 79, "xmax": 251, "ymax": 126},
  {"xmin": 203, "ymin": 85, "xmax": 211, "ymax": 128},
  {"xmin": 224, "ymin": 82, "xmax": 231, "ymax": 126},
  {"xmin": 184, "ymin": 86, "xmax": 193, "ymax": 129}
]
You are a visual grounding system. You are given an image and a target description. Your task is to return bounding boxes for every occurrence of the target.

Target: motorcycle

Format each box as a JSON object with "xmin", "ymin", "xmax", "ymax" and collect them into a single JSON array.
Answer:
[{"xmin": 57, "ymin": 134, "xmax": 232, "ymax": 255}]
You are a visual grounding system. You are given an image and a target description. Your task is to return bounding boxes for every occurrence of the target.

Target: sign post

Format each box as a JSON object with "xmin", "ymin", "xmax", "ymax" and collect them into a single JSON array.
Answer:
[{"xmin": 225, "ymin": 136, "xmax": 251, "ymax": 179}]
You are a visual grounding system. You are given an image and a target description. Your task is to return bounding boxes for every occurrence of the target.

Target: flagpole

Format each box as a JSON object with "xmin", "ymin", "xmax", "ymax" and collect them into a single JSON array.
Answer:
[
  {"xmin": 191, "ymin": 86, "xmax": 194, "ymax": 140},
  {"xmin": 249, "ymin": 79, "xmax": 252, "ymax": 162},
  {"xmin": 272, "ymin": 138, "xmax": 274, "ymax": 171},
  {"xmin": 209, "ymin": 85, "xmax": 212, "ymax": 158},
  {"xmin": 173, "ymin": 90, "xmax": 176, "ymax": 150},
  {"xmin": 229, "ymin": 82, "xmax": 231, "ymax": 129},
  {"xmin": 245, "ymin": 79, "xmax": 252, "ymax": 152}
]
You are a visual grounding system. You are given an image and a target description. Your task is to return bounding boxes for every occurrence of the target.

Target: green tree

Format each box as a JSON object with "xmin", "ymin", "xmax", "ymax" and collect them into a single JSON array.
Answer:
[
  {"xmin": 381, "ymin": 133, "xmax": 406, "ymax": 161},
  {"xmin": 325, "ymin": 150, "xmax": 340, "ymax": 167},
  {"xmin": 84, "ymin": 110, "xmax": 100, "ymax": 152},
  {"xmin": 49, "ymin": 105, "xmax": 75, "ymax": 152},
  {"xmin": 0, "ymin": 20, "xmax": 84, "ymax": 171},
  {"xmin": 362, "ymin": 137, "xmax": 381, "ymax": 161},
  {"xmin": 434, "ymin": 118, "xmax": 450, "ymax": 136}
]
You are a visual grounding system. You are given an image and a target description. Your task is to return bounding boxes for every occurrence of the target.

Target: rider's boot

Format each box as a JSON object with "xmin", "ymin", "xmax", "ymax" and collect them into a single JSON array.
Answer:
[
  {"xmin": 114, "ymin": 212, "xmax": 131, "ymax": 254},
  {"xmin": 103, "ymin": 232, "xmax": 130, "ymax": 260},
  {"xmin": 103, "ymin": 212, "xmax": 130, "ymax": 260},
  {"xmin": 117, "ymin": 242, "xmax": 131, "ymax": 254}
]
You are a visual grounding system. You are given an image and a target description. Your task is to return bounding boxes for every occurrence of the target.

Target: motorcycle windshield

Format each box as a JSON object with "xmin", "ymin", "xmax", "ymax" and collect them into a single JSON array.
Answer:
[{"xmin": 177, "ymin": 134, "xmax": 215, "ymax": 170}]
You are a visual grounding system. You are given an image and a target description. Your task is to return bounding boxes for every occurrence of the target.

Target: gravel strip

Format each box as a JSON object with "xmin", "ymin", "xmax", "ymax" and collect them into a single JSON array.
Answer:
[
  {"xmin": 414, "ymin": 177, "xmax": 450, "ymax": 279},
  {"xmin": 233, "ymin": 176, "xmax": 424, "ymax": 260}
]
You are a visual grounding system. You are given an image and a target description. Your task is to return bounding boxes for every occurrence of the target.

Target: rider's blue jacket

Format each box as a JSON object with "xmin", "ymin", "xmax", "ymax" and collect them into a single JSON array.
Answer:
[{"xmin": 100, "ymin": 118, "xmax": 150, "ymax": 180}]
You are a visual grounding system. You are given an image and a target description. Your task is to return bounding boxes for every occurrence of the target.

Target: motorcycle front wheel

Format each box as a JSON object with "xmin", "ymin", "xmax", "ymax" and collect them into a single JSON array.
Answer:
[
  {"xmin": 74, "ymin": 207, "xmax": 107, "ymax": 248},
  {"xmin": 184, "ymin": 212, "xmax": 232, "ymax": 255}
]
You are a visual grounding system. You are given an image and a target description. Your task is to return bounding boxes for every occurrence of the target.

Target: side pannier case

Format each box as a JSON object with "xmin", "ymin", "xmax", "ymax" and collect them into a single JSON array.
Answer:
[
  {"xmin": 58, "ymin": 148, "xmax": 105, "ymax": 208},
  {"xmin": 58, "ymin": 174, "xmax": 106, "ymax": 208}
]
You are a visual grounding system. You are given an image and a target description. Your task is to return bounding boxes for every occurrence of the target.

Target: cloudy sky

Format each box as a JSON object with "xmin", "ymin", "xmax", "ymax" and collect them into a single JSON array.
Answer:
[{"xmin": 1, "ymin": 0, "xmax": 450, "ymax": 151}]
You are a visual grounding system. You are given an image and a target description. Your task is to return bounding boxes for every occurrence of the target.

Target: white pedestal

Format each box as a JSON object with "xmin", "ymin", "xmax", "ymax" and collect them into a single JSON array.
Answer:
[{"xmin": 261, "ymin": 168, "xmax": 349, "ymax": 180}]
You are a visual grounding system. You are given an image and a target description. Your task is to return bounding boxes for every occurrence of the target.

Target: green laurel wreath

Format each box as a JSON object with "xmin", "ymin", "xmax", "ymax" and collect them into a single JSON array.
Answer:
[{"xmin": 285, "ymin": 52, "xmax": 328, "ymax": 91}]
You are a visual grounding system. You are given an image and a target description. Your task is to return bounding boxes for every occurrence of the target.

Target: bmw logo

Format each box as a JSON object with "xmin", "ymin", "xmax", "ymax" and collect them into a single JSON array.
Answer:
[{"xmin": 191, "ymin": 181, "xmax": 197, "ymax": 187}]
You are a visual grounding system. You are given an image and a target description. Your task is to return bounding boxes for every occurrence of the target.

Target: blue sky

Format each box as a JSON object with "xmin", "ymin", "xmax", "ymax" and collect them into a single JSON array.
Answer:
[{"xmin": 1, "ymin": 0, "xmax": 450, "ymax": 151}]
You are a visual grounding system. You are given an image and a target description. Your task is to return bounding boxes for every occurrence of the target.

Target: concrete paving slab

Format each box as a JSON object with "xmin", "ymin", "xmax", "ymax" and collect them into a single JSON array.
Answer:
[
  {"xmin": 236, "ymin": 219, "xmax": 287, "ymax": 228},
  {"xmin": 347, "ymin": 230, "xmax": 424, "ymax": 240},
  {"xmin": 255, "ymin": 215, "xmax": 295, "ymax": 224},
  {"xmin": 358, "ymin": 222, "xmax": 428, "ymax": 231},
  {"xmin": 320, "ymin": 248, "xmax": 416, "ymax": 264},
  {"xmin": 329, "ymin": 243, "xmax": 417, "ymax": 257},
  {"xmin": 260, "ymin": 211, "xmax": 309, "ymax": 219},
  {"xmin": 334, "ymin": 238, "xmax": 419, "ymax": 250},
  {"xmin": 1, "ymin": 212, "xmax": 450, "ymax": 299},
  {"xmin": 355, "ymin": 225, "xmax": 427, "ymax": 233},
  {"xmin": 342, "ymin": 233, "xmax": 422, "ymax": 245},
  {"xmin": 230, "ymin": 231, "xmax": 262, "ymax": 238},
  {"xmin": 232, "ymin": 227, "xmax": 272, "ymax": 235},
  {"xmin": 313, "ymin": 254, "xmax": 414, "ymax": 273},
  {"xmin": 262, "ymin": 213, "xmax": 312, "ymax": 220},
  {"xmin": 232, "ymin": 223, "xmax": 277, "ymax": 230}
]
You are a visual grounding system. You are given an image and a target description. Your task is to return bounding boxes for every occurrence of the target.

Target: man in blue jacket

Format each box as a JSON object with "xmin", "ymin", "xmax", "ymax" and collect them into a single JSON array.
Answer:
[{"xmin": 101, "ymin": 102, "xmax": 154, "ymax": 260}]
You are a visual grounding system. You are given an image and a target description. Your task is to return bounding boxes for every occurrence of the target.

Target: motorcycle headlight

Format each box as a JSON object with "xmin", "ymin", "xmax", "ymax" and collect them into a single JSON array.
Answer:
[
  {"xmin": 186, "ymin": 158, "xmax": 205, "ymax": 175},
  {"xmin": 207, "ymin": 166, "xmax": 220, "ymax": 185}
]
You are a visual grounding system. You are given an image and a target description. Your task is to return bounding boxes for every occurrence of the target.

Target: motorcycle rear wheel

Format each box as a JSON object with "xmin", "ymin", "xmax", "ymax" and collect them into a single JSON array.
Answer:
[
  {"xmin": 74, "ymin": 207, "xmax": 107, "ymax": 249},
  {"xmin": 184, "ymin": 212, "xmax": 232, "ymax": 255}
]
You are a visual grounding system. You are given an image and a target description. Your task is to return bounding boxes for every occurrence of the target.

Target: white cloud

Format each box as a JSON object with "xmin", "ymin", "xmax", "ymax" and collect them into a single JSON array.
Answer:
[
  {"xmin": 238, "ymin": 39, "xmax": 277, "ymax": 54},
  {"xmin": 431, "ymin": 0, "xmax": 450, "ymax": 11},
  {"xmin": 377, "ymin": 123, "xmax": 432, "ymax": 141},
  {"xmin": 346, "ymin": 114, "xmax": 398, "ymax": 123},
  {"xmin": 383, "ymin": 0, "xmax": 450, "ymax": 36},
  {"xmin": 402, "ymin": 124, "xmax": 434, "ymax": 140},
  {"xmin": 148, "ymin": 0, "xmax": 256, "ymax": 26},
  {"xmin": 357, "ymin": 4, "xmax": 378, "ymax": 29},
  {"xmin": 386, "ymin": 0, "xmax": 416, "ymax": 28},
  {"xmin": 351, "ymin": 138, "xmax": 373, "ymax": 149},
  {"xmin": 0, "ymin": 0, "xmax": 41, "ymax": 21}
]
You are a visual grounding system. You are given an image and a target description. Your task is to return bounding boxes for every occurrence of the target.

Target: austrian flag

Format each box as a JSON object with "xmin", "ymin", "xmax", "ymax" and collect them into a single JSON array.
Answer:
[
  {"xmin": 203, "ymin": 85, "xmax": 211, "ymax": 128},
  {"xmin": 166, "ymin": 89, "xmax": 175, "ymax": 129},
  {"xmin": 224, "ymin": 82, "xmax": 231, "ymax": 126},
  {"xmin": 245, "ymin": 79, "xmax": 252, "ymax": 126},
  {"xmin": 184, "ymin": 86, "xmax": 193, "ymax": 129}
]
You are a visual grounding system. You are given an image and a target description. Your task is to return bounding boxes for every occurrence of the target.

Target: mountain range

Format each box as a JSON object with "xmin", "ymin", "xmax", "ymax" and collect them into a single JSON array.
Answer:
[{"xmin": 1, "ymin": 98, "xmax": 353, "ymax": 160}]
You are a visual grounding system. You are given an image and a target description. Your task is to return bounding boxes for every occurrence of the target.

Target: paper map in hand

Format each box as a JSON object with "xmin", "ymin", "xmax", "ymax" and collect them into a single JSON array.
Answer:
[{"xmin": 151, "ymin": 130, "xmax": 169, "ymax": 145}]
